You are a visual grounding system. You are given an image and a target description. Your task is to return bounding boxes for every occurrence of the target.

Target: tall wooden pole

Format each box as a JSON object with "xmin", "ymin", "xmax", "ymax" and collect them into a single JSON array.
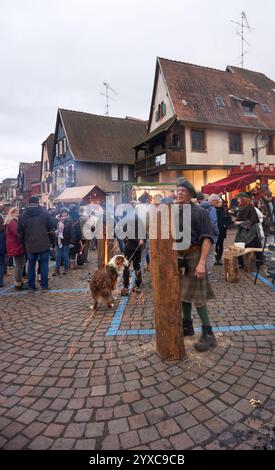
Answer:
[
  {"xmin": 150, "ymin": 208, "xmax": 185, "ymax": 360},
  {"xmin": 97, "ymin": 225, "xmax": 116, "ymax": 268}
]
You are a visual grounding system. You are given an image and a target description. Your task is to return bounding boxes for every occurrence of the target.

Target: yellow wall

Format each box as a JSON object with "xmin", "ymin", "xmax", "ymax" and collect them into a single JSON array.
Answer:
[
  {"xmin": 41, "ymin": 145, "xmax": 52, "ymax": 209},
  {"xmin": 157, "ymin": 169, "xmax": 228, "ymax": 192}
]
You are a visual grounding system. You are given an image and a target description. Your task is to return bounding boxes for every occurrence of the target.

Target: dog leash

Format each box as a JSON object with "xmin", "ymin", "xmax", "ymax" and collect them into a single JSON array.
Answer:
[{"xmin": 127, "ymin": 241, "xmax": 143, "ymax": 264}]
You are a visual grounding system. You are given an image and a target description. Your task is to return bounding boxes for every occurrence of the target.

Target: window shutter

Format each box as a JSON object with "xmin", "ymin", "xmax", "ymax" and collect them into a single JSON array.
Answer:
[
  {"xmin": 123, "ymin": 165, "xmax": 129, "ymax": 181},
  {"xmin": 111, "ymin": 165, "xmax": 119, "ymax": 181}
]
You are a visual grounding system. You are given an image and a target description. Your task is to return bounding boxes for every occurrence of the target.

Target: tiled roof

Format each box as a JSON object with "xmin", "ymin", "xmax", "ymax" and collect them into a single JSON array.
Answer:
[
  {"xmin": 134, "ymin": 116, "xmax": 176, "ymax": 147},
  {"xmin": 158, "ymin": 58, "xmax": 275, "ymax": 130},
  {"xmin": 59, "ymin": 109, "xmax": 147, "ymax": 164}
]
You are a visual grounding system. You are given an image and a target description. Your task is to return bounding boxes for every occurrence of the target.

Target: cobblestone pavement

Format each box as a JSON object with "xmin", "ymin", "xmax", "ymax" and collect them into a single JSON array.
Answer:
[{"xmin": 0, "ymin": 230, "xmax": 275, "ymax": 450}]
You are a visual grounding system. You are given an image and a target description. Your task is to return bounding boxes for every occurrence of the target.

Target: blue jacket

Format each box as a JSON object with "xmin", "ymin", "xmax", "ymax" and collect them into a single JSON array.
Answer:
[{"xmin": 200, "ymin": 201, "xmax": 219, "ymax": 243}]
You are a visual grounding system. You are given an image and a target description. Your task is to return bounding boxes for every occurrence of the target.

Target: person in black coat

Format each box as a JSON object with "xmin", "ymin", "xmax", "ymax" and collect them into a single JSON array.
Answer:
[
  {"xmin": 68, "ymin": 205, "xmax": 82, "ymax": 268},
  {"xmin": 215, "ymin": 200, "xmax": 231, "ymax": 265},
  {"xmin": 17, "ymin": 196, "xmax": 55, "ymax": 291}
]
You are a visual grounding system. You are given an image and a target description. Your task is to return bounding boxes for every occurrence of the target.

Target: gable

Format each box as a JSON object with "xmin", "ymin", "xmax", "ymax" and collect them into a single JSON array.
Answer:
[{"xmin": 148, "ymin": 62, "xmax": 175, "ymax": 134}]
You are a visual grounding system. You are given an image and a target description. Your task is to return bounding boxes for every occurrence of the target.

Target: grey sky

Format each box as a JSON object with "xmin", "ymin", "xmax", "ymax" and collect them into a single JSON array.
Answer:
[{"xmin": 1, "ymin": 0, "xmax": 275, "ymax": 181}]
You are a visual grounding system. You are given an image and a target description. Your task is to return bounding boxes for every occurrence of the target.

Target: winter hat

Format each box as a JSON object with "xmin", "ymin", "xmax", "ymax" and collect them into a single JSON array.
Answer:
[
  {"xmin": 196, "ymin": 191, "xmax": 205, "ymax": 201},
  {"xmin": 176, "ymin": 178, "xmax": 196, "ymax": 197},
  {"xmin": 29, "ymin": 196, "xmax": 39, "ymax": 204},
  {"xmin": 208, "ymin": 194, "xmax": 221, "ymax": 203},
  {"xmin": 236, "ymin": 192, "xmax": 252, "ymax": 199}
]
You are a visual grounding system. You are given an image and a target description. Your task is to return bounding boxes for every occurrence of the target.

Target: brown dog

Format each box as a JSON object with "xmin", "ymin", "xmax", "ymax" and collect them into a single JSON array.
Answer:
[{"xmin": 89, "ymin": 255, "xmax": 128, "ymax": 311}]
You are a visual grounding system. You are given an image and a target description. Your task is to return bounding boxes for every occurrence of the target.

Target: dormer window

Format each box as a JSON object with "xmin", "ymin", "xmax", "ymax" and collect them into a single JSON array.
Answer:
[
  {"xmin": 215, "ymin": 97, "xmax": 225, "ymax": 107},
  {"xmin": 242, "ymin": 101, "xmax": 255, "ymax": 115},
  {"xmin": 230, "ymin": 95, "xmax": 258, "ymax": 115}
]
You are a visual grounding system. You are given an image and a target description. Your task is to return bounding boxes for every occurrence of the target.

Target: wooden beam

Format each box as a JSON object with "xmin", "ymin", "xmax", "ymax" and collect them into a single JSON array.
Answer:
[{"xmin": 150, "ymin": 209, "xmax": 185, "ymax": 360}]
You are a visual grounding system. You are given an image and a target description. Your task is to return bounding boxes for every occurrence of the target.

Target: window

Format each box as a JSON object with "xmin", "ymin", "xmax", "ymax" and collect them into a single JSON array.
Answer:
[
  {"xmin": 242, "ymin": 101, "xmax": 255, "ymax": 115},
  {"xmin": 172, "ymin": 134, "xmax": 180, "ymax": 147},
  {"xmin": 155, "ymin": 101, "xmax": 166, "ymax": 122},
  {"xmin": 215, "ymin": 97, "xmax": 225, "ymax": 107},
  {"xmin": 267, "ymin": 136, "xmax": 275, "ymax": 154},
  {"xmin": 191, "ymin": 129, "xmax": 206, "ymax": 152},
  {"xmin": 262, "ymin": 104, "xmax": 271, "ymax": 113},
  {"xmin": 111, "ymin": 164, "xmax": 118, "ymax": 181},
  {"xmin": 122, "ymin": 165, "xmax": 129, "ymax": 181},
  {"xmin": 58, "ymin": 141, "xmax": 63, "ymax": 155},
  {"xmin": 44, "ymin": 161, "xmax": 48, "ymax": 172},
  {"xmin": 63, "ymin": 138, "xmax": 67, "ymax": 153},
  {"xmin": 55, "ymin": 143, "xmax": 59, "ymax": 156},
  {"xmin": 68, "ymin": 164, "xmax": 75, "ymax": 183},
  {"xmin": 229, "ymin": 132, "xmax": 242, "ymax": 153}
]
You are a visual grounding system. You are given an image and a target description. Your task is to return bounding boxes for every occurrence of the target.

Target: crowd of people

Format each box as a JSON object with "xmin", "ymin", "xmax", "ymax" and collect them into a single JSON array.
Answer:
[{"xmin": 0, "ymin": 196, "xmax": 96, "ymax": 290}]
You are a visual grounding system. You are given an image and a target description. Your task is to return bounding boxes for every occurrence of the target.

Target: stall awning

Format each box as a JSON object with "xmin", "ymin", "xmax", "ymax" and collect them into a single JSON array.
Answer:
[
  {"xmin": 54, "ymin": 185, "xmax": 105, "ymax": 203},
  {"xmin": 202, "ymin": 173, "xmax": 256, "ymax": 194}
]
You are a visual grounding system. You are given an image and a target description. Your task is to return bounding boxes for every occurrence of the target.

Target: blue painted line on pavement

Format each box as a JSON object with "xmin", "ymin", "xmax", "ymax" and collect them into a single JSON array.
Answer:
[
  {"xmin": 0, "ymin": 287, "xmax": 89, "ymax": 297},
  {"xmin": 252, "ymin": 272, "xmax": 275, "ymax": 291},
  {"xmin": 0, "ymin": 284, "xmax": 15, "ymax": 294},
  {"xmin": 108, "ymin": 323, "xmax": 275, "ymax": 337},
  {"xmin": 106, "ymin": 272, "xmax": 135, "ymax": 337}
]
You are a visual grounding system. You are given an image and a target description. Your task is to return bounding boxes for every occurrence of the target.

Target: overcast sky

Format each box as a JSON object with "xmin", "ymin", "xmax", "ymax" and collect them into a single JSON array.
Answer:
[{"xmin": 1, "ymin": 0, "xmax": 275, "ymax": 181}]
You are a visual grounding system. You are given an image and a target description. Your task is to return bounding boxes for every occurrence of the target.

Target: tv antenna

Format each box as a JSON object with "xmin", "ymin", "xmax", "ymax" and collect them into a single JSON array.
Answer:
[
  {"xmin": 231, "ymin": 11, "xmax": 254, "ymax": 68},
  {"xmin": 100, "ymin": 82, "xmax": 118, "ymax": 116}
]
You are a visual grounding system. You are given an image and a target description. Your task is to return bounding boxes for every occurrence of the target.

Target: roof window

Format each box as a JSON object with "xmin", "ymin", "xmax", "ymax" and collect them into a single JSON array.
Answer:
[
  {"xmin": 262, "ymin": 103, "xmax": 271, "ymax": 113},
  {"xmin": 215, "ymin": 97, "xmax": 225, "ymax": 107}
]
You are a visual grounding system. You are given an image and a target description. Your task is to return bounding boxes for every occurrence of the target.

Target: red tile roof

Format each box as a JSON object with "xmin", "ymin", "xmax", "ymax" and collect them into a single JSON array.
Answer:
[
  {"xmin": 59, "ymin": 109, "xmax": 147, "ymax": 164},
  {"xmin": 158, "ymin": 58, "xmax": 275, "ymax": 130}
]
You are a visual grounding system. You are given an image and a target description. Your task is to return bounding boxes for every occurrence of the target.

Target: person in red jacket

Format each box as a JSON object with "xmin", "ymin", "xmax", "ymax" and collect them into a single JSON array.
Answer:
[{"xmin": 4, "ymin": 207, "xmax": 28, "ymax": 290}]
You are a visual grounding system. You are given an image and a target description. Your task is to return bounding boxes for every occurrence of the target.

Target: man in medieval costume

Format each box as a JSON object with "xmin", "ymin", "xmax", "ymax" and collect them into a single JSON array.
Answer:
[{"xmin": 176, "ymin": 178, "xmax": 216, "ymax": 352}]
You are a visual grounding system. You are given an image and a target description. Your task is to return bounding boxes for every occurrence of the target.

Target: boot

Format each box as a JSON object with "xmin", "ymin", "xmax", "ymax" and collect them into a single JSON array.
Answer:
[
  {"xmin": 195, "ymin": 325, "xmax": 216, "ymax": 352},
  {"xmin": 214, "ymin": 255, "xmax": 219, "ymax": 266},
  {"xmin": 182, "ymin": 319, "xmax": 195, "ymax": 336},
  {"xmin": 63, "ymin": 268, "xmax": 69, "ymax": 275},
  {"xmin": 52, "ymin": 268, "xmax": 60, "ymax": 276},
  {"xmin": 121, "ymin": 287, "xmax": 129, "ymax": 296}
]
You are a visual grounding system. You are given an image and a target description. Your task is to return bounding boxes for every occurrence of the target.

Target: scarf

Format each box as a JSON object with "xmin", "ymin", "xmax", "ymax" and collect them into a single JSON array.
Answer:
[{"xmin": 57, "ymin": 220, "xmax": 65, "ymax": 248}]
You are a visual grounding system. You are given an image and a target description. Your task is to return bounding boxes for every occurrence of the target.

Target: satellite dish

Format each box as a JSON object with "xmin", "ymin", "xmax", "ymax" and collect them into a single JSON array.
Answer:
[{"xmin": 83, "ymin": 215, "xmax": 99, "ymax": 240}]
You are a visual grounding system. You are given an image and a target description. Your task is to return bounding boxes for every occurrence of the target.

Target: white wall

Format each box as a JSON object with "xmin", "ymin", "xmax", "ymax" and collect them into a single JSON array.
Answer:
[
  {"xmin": 149, "ymin": 70, "xmax": 174, "ymax": 133},
  {"xmin": 185, "ymin": 127, "xmax": 275, "ymax": 166}
]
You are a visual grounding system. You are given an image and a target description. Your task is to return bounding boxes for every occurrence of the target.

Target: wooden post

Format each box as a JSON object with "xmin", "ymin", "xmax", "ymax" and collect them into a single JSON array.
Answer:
[
  {"xmin": 224, "ymin": 256, "xmax": 240, "ymax": 283},
  {"xmin": 97, "ymin": 226, "xmax": 116, "ymax": 268},
  {"xmin": 97, "ymin": 238, "xmax": 105, "ymax": 268},
  {"xmin": 243, "ymin": 252, "xmax": 256, "ymax": 273},
  {"xmin": 150, "ymin": 209, "xmax": 185, "ymax": 361}
]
